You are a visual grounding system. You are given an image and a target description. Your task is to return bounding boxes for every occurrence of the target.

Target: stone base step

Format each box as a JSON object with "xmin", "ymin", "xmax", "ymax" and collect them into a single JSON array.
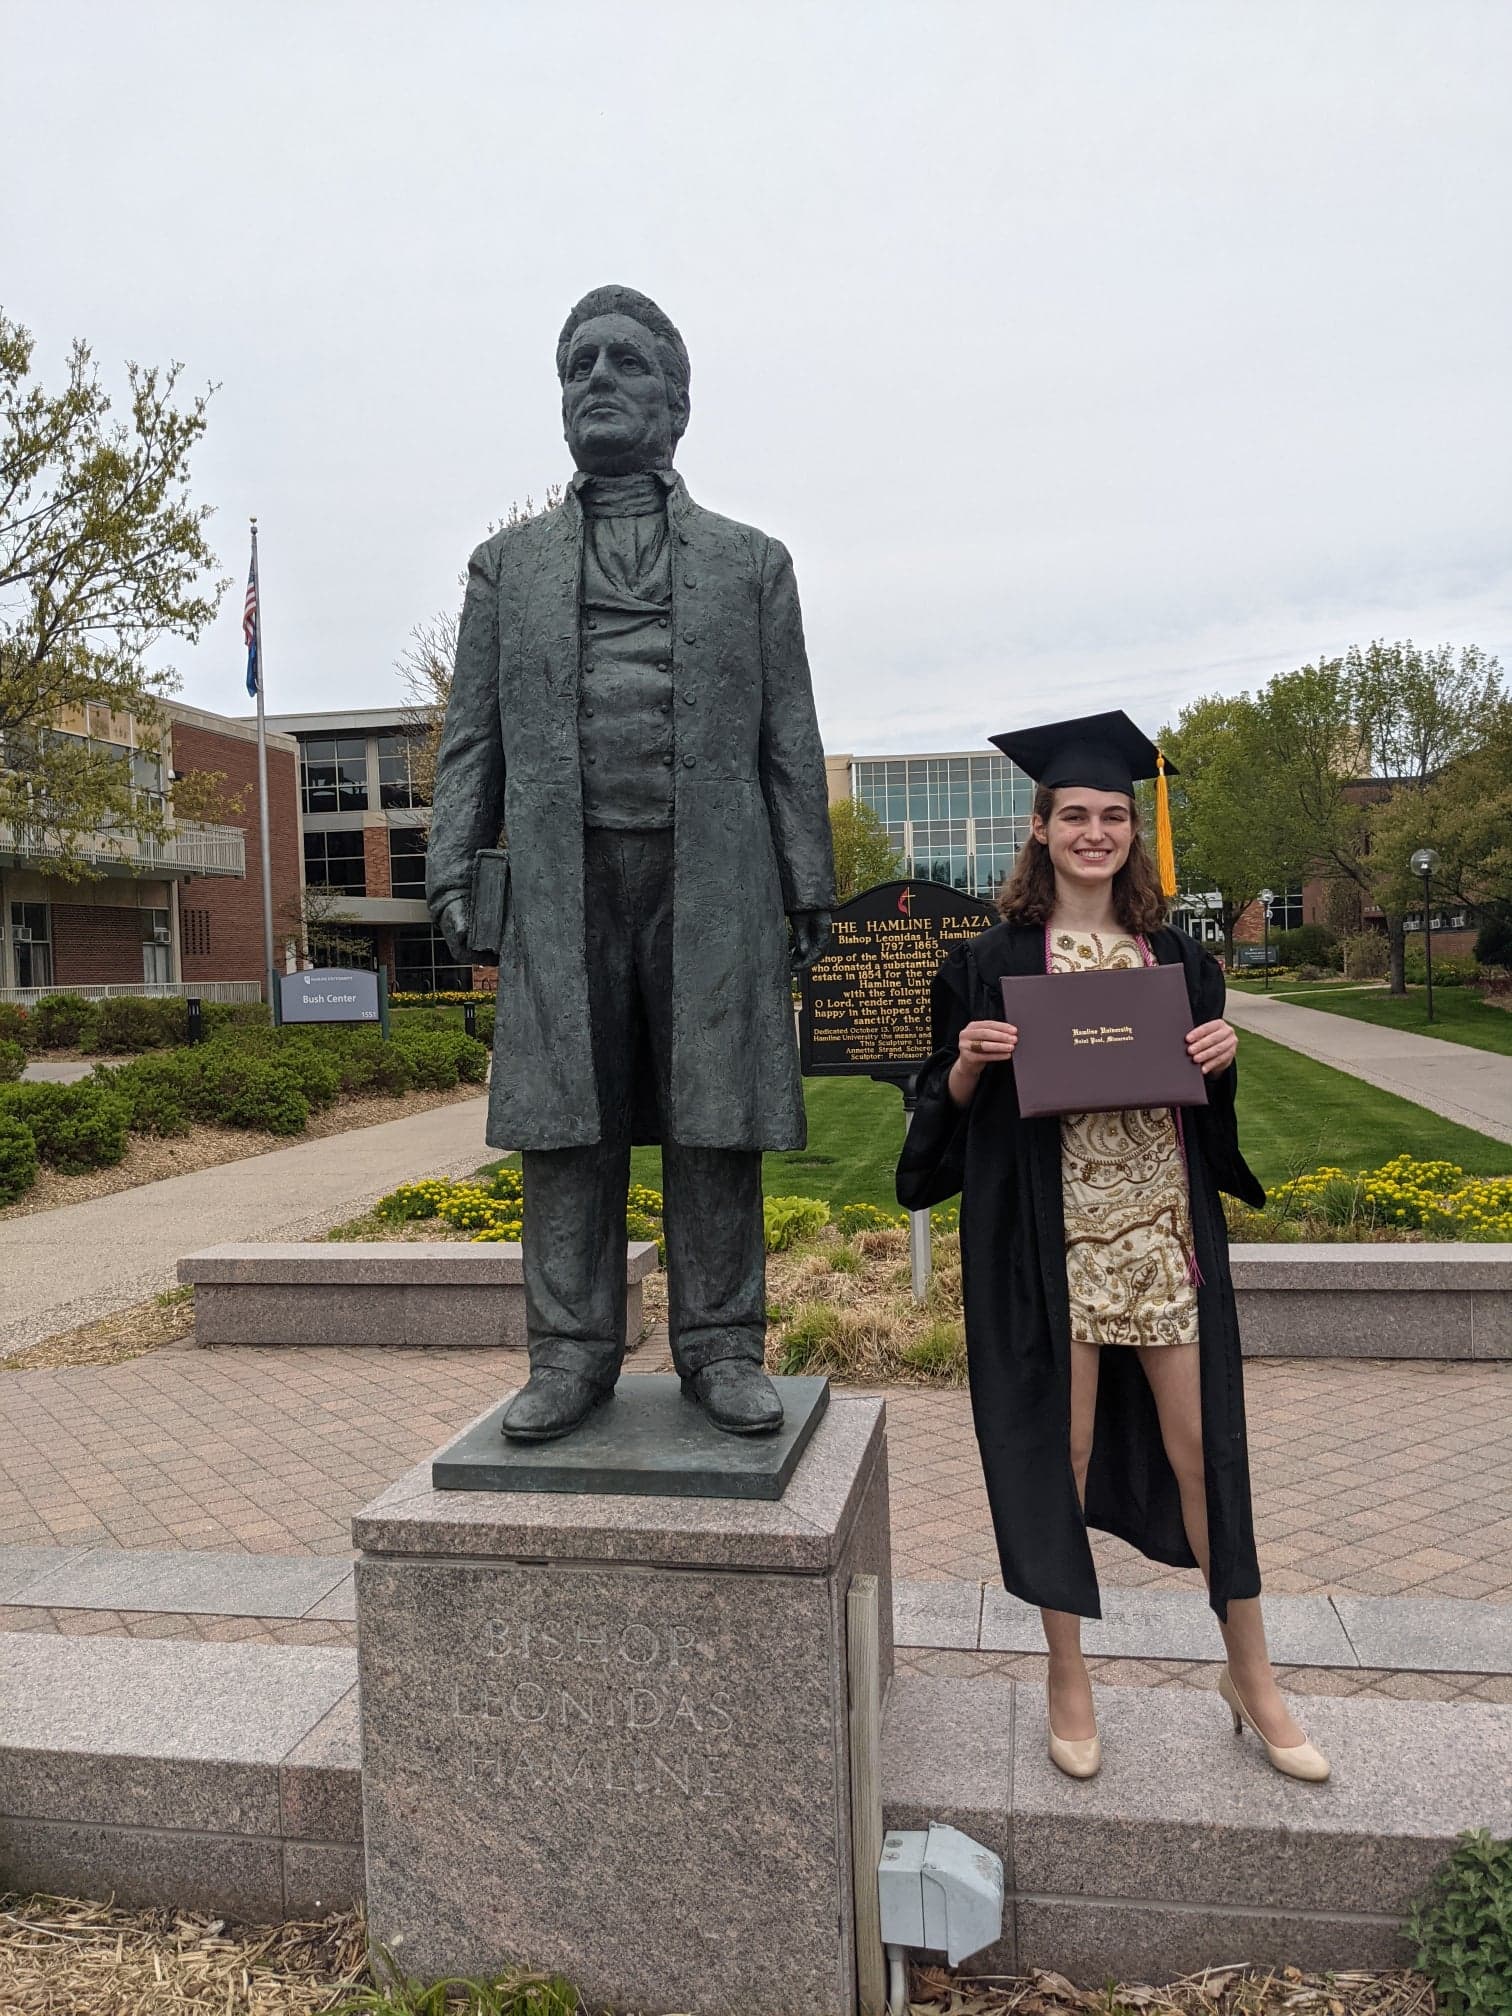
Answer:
[
  {"xmin": 3, "ymin": 1635, "xmax": 1508, "ymax": 1982},
  {"xmin": 177, "ymin": 1240, "xmax": 661, "ymax": 1349}
]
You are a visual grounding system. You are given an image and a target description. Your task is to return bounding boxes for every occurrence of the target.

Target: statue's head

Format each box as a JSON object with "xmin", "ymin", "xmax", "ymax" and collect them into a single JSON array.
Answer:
[{"xmin": 557, "ymin": 285, "xmax": 690, "ymax": 475}]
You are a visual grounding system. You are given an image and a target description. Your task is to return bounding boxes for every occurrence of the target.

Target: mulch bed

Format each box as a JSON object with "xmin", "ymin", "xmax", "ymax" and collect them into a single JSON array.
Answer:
[
  {"xmin": 0, "ymin": 1083, "xmax": 483, "ymax": 1224},
  {"xmin": 0, "ymin": 1895, "xmax": 1432, "ymax": 2015}
]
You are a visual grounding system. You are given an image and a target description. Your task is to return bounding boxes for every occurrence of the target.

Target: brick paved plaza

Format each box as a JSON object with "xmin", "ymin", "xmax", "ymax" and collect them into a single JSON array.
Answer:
[{"xmin": 2, "ymin": 1335, "xmax": 1508, "ymax": 1598}]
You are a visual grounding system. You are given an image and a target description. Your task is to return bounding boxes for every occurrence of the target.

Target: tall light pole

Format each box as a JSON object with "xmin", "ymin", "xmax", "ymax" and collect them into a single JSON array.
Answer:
[
  {"xmin": 1258, "ymin": 888, "xmax": 1275, "ymax": 992},
  {"xmin": 1410, "ymin": 848, "xmax": 1442, "ymax": 1023}
]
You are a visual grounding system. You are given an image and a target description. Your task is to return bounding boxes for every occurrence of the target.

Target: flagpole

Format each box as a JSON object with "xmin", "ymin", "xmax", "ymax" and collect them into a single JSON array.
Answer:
[{"xmin": 250, "ymin": 517, "xmax": 277, "ymax": 1014}]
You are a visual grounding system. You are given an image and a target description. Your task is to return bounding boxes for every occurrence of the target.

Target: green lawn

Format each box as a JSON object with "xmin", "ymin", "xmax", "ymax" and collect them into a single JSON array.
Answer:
[
  {"xmin": 1234, "ymin": 981, "xmax": 1512, "ymax": 1058},
  {"xmin": 1232, "ymin": 1027, "xmax": 1511, "ymax": 1188},
  {"xmin": 590, "ymin": 1037, "xmax": 1512, "ymax": 1209},
  {"xmin": 629, "ymin": 1076, "xmax": 910, "ymax": 1212}
]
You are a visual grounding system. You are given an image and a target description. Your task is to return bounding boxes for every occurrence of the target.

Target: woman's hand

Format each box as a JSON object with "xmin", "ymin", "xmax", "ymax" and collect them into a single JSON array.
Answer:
[
  {"xmin": 1187, "ymin": 1018, "xmax": 1238, "ymax": 1075},
  {"xmin": 948, "ymin": 1019, "xmax": 1018, "ymax": 1106}
]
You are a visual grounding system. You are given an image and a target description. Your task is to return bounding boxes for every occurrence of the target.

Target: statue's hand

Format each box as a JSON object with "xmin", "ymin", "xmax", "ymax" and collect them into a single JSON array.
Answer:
[
  {"xmin": 437, "ymin": 896, "xmax": 472, "ymax": 966},
  {"xmin": 789, "ymin": 909, "xmax": 833, "ymax": 972}
]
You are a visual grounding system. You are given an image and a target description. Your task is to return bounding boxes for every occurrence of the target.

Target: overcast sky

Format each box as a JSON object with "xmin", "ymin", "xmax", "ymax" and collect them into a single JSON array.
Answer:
[{"xmin": 8, "ymin": 0, "xmax": 1510, "ymax": 754}]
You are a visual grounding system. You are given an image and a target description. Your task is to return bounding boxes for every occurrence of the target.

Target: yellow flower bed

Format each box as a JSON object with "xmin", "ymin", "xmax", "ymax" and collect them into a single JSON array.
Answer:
[
  {"xmin": 1269, "ymin": 1155, "xmax": 1512, "ymax": 1240},
  {"xmin": 372, "ymin": 1169, "xmax": 662, "ymax": 1249}
]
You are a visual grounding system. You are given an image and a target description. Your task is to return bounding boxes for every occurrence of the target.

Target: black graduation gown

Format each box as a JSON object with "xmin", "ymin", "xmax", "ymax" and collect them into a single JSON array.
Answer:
[{"xmin": 896, "ymin": 922, "xmax": 1267, "ymax": 1622}]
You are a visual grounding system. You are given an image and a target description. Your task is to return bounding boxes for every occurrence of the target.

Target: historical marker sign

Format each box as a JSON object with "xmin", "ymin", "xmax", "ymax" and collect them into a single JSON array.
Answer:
[
  {"xmin": 278, "ymin": 966, "xmax": 381, "ymax": 1025},
  {"xmin": 799, "ymin": 880, "xmax": 997, "ymax": 1080}
]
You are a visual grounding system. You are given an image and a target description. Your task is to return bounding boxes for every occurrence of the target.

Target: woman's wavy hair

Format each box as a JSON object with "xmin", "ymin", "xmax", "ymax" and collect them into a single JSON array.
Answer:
[{"xmin": 997, "ymin": 784, "xmax": 1168, "ymax": 934}]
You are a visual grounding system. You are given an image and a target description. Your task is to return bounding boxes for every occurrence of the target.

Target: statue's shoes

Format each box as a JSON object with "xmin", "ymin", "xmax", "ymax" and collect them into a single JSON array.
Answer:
[
  {"xmin": 500, "ymin": 1369, "xmax": 612, "ymax": 1442},
  {"xmin": 682, "ymin": 1361, "xmax": 784, "ymax": 1436}
]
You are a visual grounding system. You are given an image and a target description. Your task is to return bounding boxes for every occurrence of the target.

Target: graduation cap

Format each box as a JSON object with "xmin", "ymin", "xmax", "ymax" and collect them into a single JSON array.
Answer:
[{"xmin": 988, "ymin": 709, "xmax": 1180, "ymax": 898}]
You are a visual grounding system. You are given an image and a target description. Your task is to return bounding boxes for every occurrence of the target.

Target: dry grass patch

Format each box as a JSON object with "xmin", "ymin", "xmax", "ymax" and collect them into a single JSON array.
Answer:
[
  {"xmin": 0, "ymin": 1894, "xmax": 365, "ymax": 2014},
  {"xmin": 1, "ymin": 1287, "xmax": 197, "ymax": 1372},
  {"xmin": 763, "ymin": 1224, "xmax": 966, "ymax": 1385},
  {"xmin": 911, "ymin": 1959, "xmax": 1431, "ymax": 2015}
]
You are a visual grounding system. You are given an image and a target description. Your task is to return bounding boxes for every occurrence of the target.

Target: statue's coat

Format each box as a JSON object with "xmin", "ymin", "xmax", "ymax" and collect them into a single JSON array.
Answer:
[{"xmin": 426, "ymin": 476, "xmax": 834, "ymax": 1152}]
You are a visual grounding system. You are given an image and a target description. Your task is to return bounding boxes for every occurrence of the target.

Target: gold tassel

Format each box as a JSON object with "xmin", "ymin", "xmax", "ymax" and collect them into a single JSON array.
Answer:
[{"xmin": 1155, "ymin": 751, "xmax": 1178, "ymax": 900}]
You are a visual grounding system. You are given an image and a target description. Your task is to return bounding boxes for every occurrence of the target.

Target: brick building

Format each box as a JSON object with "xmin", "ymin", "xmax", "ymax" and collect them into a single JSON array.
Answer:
[
  {"xmin": 261, "ymin": 705, "xmax": 491, "ymax": 993},
  {"xmin": 0, "ymin": 700, "xmax": 302, "ymax": 1001}
]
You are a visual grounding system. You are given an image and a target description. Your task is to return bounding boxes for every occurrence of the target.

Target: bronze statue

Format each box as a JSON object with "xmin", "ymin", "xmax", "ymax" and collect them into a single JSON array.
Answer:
[{"xmin": 427, "ymin": 286, "xmax": 834, "ymax": 1440}]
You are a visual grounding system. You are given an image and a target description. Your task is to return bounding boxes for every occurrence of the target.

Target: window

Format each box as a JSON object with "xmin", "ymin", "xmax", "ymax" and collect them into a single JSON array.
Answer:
[
  {"xmin": 304, "ymin": 829, "xmax": 367, "ymax": 893},
  {"xmin": 142, "ymin": 908, "xmax": 172, "ymax": 985},
  {"xmin": 1269, "ymin": 887, "xmax": 1305, "ymax": 933},
  {"xmin": 852, "ymin": 754, "xmax": 1032, "ymax": 901},
  {"xmin": 309, "ymin": 925, "xmax": 377, "ymax": 970},
  {"xmin": 300, "ymin": 736, "xmax": 368, "ymax": 813},
  {"xmin": 378, "ymin": 734, "xmax": 427, "ymax": 809},
  {"xmin": 388, "ymin": 827, "xmax": 428, "ymax": 898},
  {"xmin": 10, "ymin": 902, "xmax": 52, "ymax": 989},
  {"xmin": 393, "ymin": 923, "xmax": 471, "ymax": 994}
]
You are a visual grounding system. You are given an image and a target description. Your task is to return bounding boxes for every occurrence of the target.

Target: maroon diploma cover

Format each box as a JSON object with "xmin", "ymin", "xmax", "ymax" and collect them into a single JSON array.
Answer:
[{"xmin": 999, "ymin": 963, "xmax": 1209, "ymax": 1117}]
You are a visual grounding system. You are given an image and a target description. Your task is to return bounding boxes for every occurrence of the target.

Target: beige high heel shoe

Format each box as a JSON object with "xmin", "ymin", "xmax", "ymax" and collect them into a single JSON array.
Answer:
[
  {"xmin": 1046, "ymin": 1683, "xmax": 1101, "ymax": 1780},
  {"xmin": 1218, "ymin": 1667, "xmax": 1330, "ymax": 1782}
]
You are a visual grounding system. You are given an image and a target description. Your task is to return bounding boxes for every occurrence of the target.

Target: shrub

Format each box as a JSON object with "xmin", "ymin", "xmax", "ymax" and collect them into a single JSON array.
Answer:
[
  {"xmin": 0, "ymin": 1111, "xmax": 38, "ymax": 1204},
  {"xmin": 476, "ymin": 1002, "xmax": 496, "ymax": 1047},
  {"xmin": 0, "ymin": 1038, "xmax": 25, "ymax": 1082},
  {"xmin": 92, "ymin": 995, "xmax": 174, "ymax": 1053},
  {"xmin": 1473, "ymin": 915, "xmax": 1512, "ymax": 970},
  {"xmin": 263, "ymin": 1036, "xmax": 342, "ymax": 1110},
  {"xmin": 0, "ymin": 1002, "xmax": 30, "ymax": 1047},
  {"xmin": 1403, "ymin": 949, "xmax": 1483, "ymax": 987},
  {"xmin": 763, "ymin": 1194, "xmax": 830, "ymax": 1252},
  {"xmin": 193, "ymin": 1052, "xmax": 310, "ymax": 1135},
  {"xmin": 1273, "ymin": 924, "xmax": 1339, "ymax": 970},
  {"xmin": 391, "ymin": 1026, "xmax": 488, "ymax": 1089},
  {"xmin": 103, "ymin": 1055, "xmax": 194, "ymax": 1136},
  {"xmin": 323, "ymin": 1031, "xmax": 416, "ymax": 1096},
  {"xmin": 31, "ymin": 993, "xmax": 96, "ymax": 1050},
  {"xmin": 1406, "ymin": 1829, "xmax": 1512, "ymax": 2016},
  {"xmin": 1339, "ymin": 930, "xmax": 1389, "ymax": 979},
  {"xmin": 0, "ymin": 1081, "xmax": 130, "ymax": 1172},
  {"xmin": 392, "ymin": 1029, "xmax": 462, "ymax": 1090}
]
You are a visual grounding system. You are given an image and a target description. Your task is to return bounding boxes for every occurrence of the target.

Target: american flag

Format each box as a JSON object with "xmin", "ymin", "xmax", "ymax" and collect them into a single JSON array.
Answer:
[{"xmin": 243, "ymin": 547, "xmax": 259, "ymax": 699}]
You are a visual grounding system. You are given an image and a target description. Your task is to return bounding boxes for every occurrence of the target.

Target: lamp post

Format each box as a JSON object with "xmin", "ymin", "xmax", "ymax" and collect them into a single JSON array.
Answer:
[
  {"xmin": 1258, "ymin": 888, "xmax": 1275, "ymax": 992},
  {"xmin": 1410, "ymin": 848, "xmax": 1442, "ymax": 1023}
]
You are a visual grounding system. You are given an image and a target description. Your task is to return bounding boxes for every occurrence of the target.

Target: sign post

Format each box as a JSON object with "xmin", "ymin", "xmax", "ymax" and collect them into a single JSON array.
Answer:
[{"xmin": 799, "ymin": 880, "xmax": 997, "ymax": 1300}]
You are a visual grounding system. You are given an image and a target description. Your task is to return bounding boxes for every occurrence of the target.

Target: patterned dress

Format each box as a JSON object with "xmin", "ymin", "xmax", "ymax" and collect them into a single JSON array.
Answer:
[{"xmin": 1050, "ymin": 929, "xmax": 1198, "ymax": 1348}]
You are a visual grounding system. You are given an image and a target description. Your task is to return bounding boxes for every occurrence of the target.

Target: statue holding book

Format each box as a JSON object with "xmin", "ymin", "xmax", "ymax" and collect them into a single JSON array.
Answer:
[{"xmin": 426, "ymin": 286, "xmax": 835, "ymax": 1442}]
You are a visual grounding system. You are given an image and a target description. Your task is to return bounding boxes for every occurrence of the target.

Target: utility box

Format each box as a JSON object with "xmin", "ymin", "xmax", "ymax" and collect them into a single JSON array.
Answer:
[{"xmin": 878, "ymin": 1824, "xmax": 1005, "ymax": 1967}]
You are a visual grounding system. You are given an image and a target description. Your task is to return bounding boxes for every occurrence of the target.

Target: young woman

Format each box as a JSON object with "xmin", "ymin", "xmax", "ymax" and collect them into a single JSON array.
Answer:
[{"xmin": 897, "ymin": 711, "xmax": 1328, "ymax": 1784}]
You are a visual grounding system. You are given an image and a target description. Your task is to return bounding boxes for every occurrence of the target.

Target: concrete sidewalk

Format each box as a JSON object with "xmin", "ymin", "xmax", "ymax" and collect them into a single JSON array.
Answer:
[
  {"xmin": 1226, "ymin": 990, "xmax": 1512, "ymax": 1146},
  {"xmin": 0, "ymin": 1095, "xmax": 491, "ymax": 1357}
]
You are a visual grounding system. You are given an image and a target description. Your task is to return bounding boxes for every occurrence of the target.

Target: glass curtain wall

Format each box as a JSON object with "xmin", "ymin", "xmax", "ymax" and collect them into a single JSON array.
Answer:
[{"xmin": 852, "ymin": 754, "xmax": 1033, "ymax": 898}]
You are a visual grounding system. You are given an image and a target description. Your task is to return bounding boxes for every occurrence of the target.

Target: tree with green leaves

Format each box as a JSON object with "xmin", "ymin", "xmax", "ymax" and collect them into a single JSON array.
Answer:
[
  {"xmin": 1258, "ymin": 642, "xmax": 1505, "ymax": 991},
  {"xmin": 1159, "ymin": 692, "xmax": 1305, "ymax": 964},
  {"xmin": 828, "ymin": 796, "xmax": 903, "ymax": 903},
  {"xmin": 0, "ymin": 310, "xmax": 223, "ymax": 876},
  {"xmin": 1367, "ymin": 698, "xmax": 1512, "ymax": 935}
]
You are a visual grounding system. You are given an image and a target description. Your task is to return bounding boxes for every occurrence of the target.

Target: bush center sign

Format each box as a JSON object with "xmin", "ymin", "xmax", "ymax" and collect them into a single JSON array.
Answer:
[{"xmin": 278, "ymin": 967, "xmax": 382, "ymax": 1025}]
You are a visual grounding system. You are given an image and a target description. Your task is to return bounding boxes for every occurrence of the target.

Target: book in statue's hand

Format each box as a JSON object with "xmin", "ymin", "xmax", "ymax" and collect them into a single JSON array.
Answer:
[
  {"xmin": 468, "ymin": 848, "xmax": 510, "ymax": 964},
  {"xmin": 999, "ymin": 962, "xmax": 1209, "ymax": 1117}
]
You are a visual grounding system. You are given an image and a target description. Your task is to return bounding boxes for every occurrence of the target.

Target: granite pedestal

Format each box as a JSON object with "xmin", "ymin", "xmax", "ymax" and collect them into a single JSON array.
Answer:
[{"xmin": 352, "ymin": 1391, "xmax": 893, "ymax": 2016}]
